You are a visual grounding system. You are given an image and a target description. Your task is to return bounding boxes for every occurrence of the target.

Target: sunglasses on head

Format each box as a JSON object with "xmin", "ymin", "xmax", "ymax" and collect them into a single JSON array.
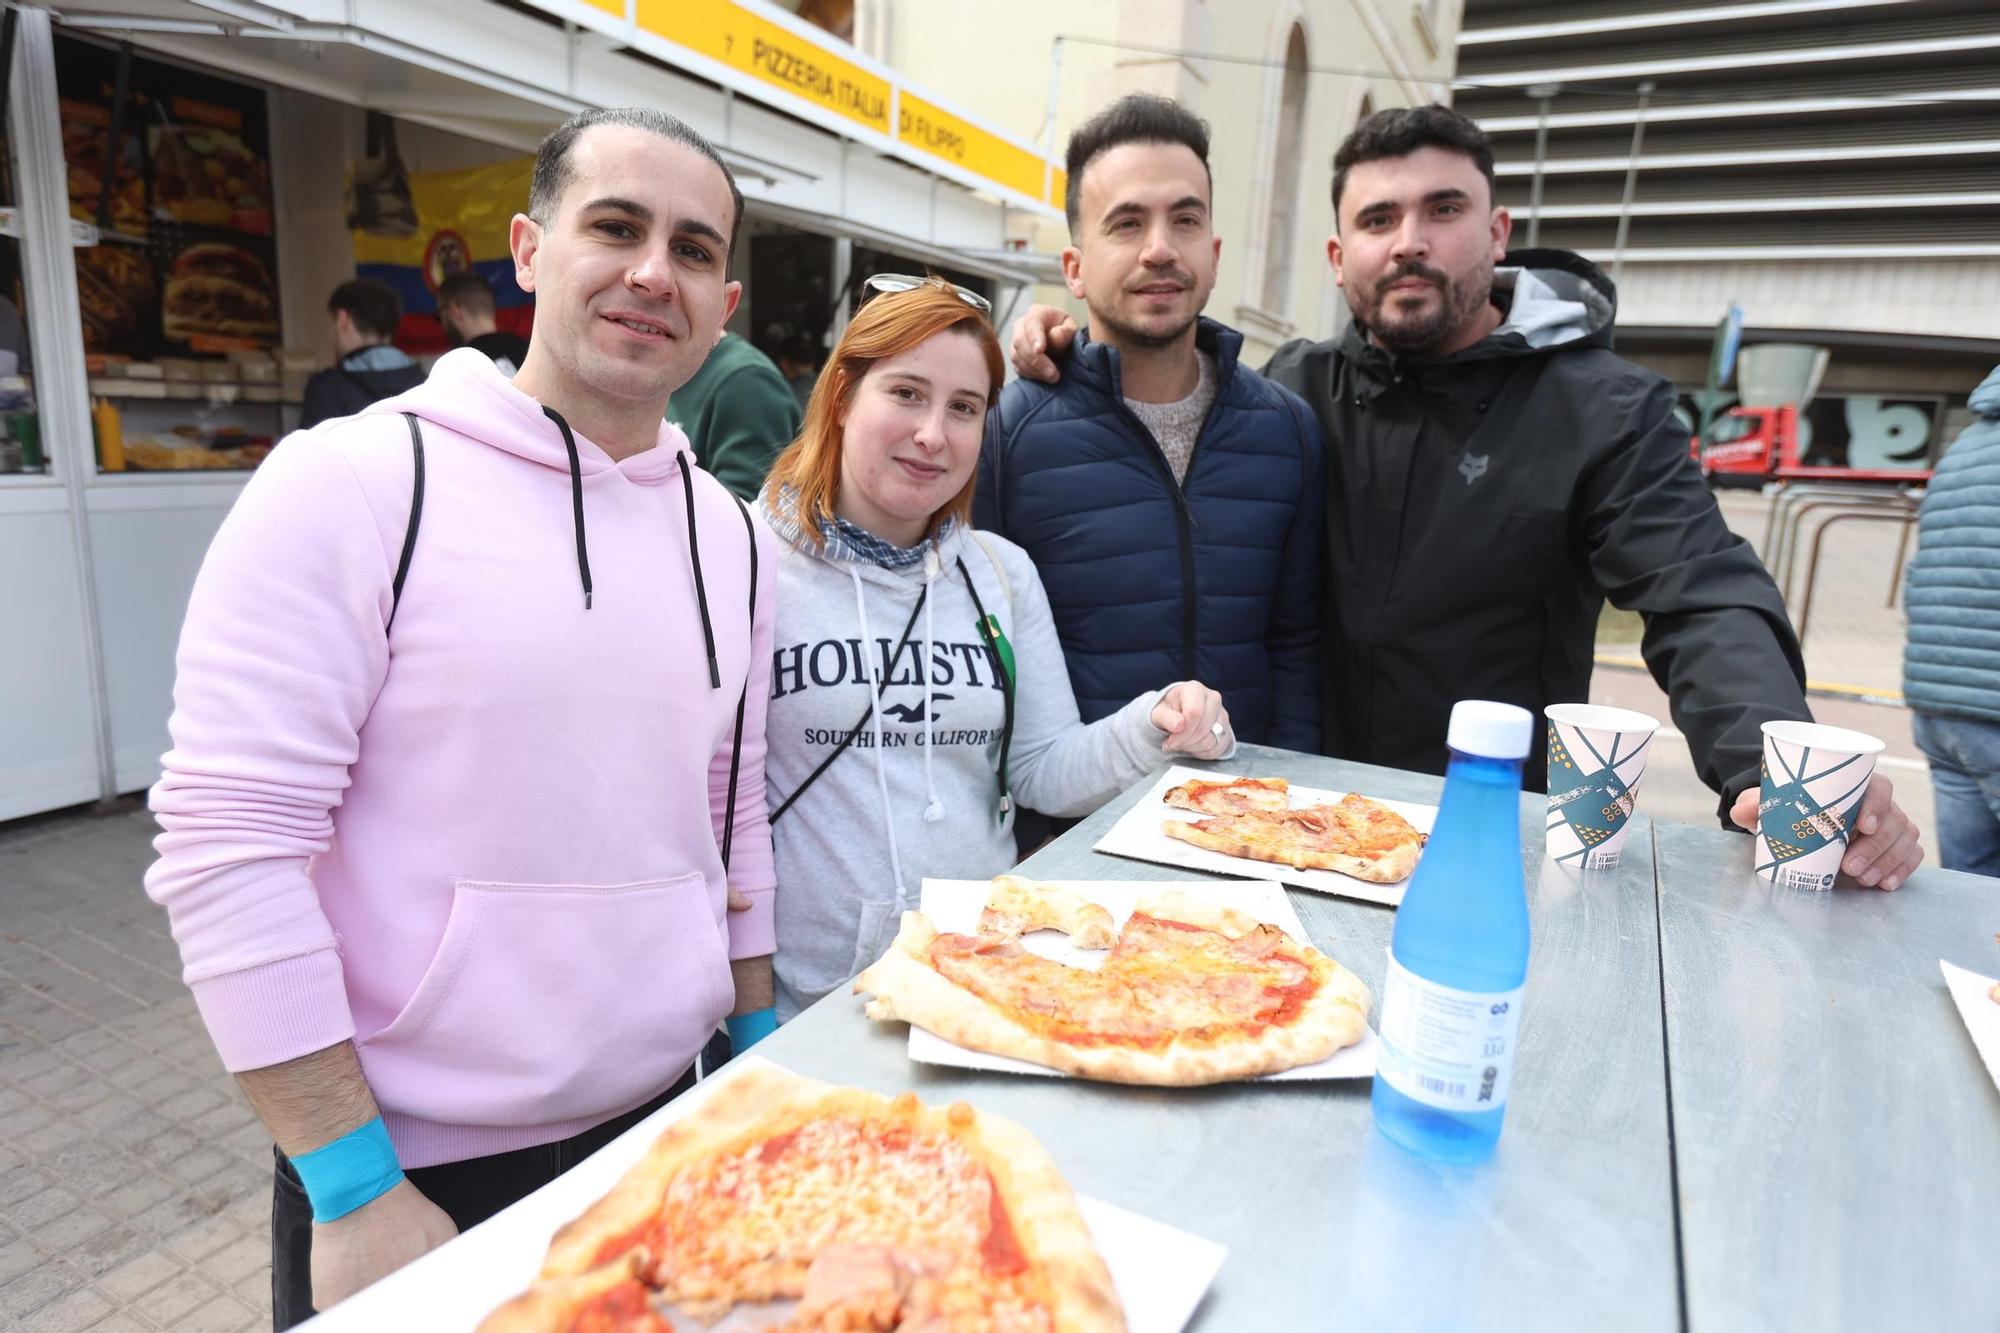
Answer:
[{"xmin": 860, "ymin": 272, "xmax": 993, "ymax": 314}]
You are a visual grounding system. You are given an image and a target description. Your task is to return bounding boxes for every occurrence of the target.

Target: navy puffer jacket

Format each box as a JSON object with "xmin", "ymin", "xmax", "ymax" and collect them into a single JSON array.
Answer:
[
  {"xmin": 974, "ymin": 318, "xmax": 1323, "ymax": 750},
  {"xmin": 1903, "ymin": 365, "xmax": 2000, "ymax": 724}
]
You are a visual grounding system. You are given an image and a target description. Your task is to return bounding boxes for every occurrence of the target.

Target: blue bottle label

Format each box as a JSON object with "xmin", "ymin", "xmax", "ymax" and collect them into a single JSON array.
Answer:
[{"xmin": 1377, "ymin": 954, "xmax": 1524, "ymax": 1113}]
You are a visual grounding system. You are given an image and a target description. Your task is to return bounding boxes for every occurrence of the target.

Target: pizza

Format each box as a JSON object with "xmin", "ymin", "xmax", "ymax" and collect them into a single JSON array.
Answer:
[
  {"xmin": 854, "ymin": 880, "xmax": 1370, "ymax": 1085},
  {"xmin": 1163, "ymin": 775, "xmax": 1290, "ymax": 815},
  {"xmin": 1163, "ymin": 792, "xmax": 1425, "ymax": 883},
  {"xmin": 481, "ymin": 1065, "xmax": 1123, "ymax": 1332},
  {"xmin": 979, "ymin": 874, "xmax": 1115, "ymax": 949}
]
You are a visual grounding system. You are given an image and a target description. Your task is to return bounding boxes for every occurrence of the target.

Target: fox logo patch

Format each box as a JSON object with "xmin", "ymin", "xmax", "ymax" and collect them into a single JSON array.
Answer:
[{"xmin": 1458, "ymin": 452, "xmax": 1489, "ymax": 485}]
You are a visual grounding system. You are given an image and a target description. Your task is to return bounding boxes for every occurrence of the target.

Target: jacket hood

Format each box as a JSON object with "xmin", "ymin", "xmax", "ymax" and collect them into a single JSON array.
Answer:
[
  {"xmin": 1970, "ymin": 365, "xmax": 2000, "ymax": 418},
  {"xmin": 1066, "ymin": 315, "xmax": 1244, "ymax": 399},
  {"xmin": 360, "ymin": 348, "xmax": 724, "ymax": 649},
  {"xmin": 366, "ymin": 348, "xmax": 695, "ymax": 488},
  {"xmin": 1340, "ymin": 246, "xmax": 1618, "ymax": 371}
]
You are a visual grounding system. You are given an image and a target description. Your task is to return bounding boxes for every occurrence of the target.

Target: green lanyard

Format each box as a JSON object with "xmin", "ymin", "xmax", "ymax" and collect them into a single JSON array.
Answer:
[{"xmin": 957, "ymin": 557, "xmax": 1016, "ymax": 821}]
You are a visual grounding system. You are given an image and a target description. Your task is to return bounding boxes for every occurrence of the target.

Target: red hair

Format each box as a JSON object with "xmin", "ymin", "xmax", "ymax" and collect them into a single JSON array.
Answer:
[{"xmin": 763, "ymin": 280, "xmax": 1004, "ymax": 544}]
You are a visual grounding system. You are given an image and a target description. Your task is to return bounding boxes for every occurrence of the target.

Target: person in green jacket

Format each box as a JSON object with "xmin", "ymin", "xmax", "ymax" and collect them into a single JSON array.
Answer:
[{"xmin": 669, "ymin": 332, "xmax": 804, "ymax": 499}]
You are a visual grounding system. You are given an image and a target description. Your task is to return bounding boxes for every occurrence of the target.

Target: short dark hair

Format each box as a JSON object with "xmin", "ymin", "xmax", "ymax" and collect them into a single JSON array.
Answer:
[
  {"xmin": 529, "ymin": 107, "xmax": 745, "ymax": 268},
  {"xmin": 328, "ymin": 279, "xmax": 401, "ymax": 340},
  {"xmin": 435, "ymin": 269, "xmax": 496, "ymax": 317},
  {"xmin": 1331, "ymin": 103, "xmax": 1496, "ymax": 218},
  {"xmin": 1064, "ymin": 94, "xmax": 1213, "ymax": 236}
]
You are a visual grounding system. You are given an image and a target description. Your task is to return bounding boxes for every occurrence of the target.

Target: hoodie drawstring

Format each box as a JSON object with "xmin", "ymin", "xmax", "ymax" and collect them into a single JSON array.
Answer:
[
  {"xmin": 919, "ymin": 548, "xmax": 944, "ymax": 824},
  {"xmin": 849, "ymin": 566, "xmax": 907, "ymax": 902},
  {"xmin": 540, "ymin": 404, "xmax": 728, "ymax": 696},
  {"xmin": 678, "ymin": 457, "xmax": 722, "ymax": 688},
  {"xmin": 541, "ymin": 405, "xmax": 594, "ymax": 610}
]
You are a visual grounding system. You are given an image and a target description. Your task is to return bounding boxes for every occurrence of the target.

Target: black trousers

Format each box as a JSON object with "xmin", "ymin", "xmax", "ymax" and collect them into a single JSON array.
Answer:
[{"xmin": 270, "ymin": 1049, "xmax": 713, "ymax": 1329}]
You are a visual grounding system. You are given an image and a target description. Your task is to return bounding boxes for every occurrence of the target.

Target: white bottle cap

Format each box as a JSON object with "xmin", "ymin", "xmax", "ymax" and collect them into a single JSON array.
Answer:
[{"xmin": 1446, "ymin": 700, "xmax": 1535, "ymax": 760}]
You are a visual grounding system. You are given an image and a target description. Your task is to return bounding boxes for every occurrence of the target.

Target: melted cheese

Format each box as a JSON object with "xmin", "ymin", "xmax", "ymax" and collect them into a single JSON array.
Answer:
[
  {"xmin": 648, "ymin": 1116, "xmax": 1052, "ymax": 1331},
  {"xmin": 931, "ymin": 916, "xmax": 1321, "ymax": 1050}
]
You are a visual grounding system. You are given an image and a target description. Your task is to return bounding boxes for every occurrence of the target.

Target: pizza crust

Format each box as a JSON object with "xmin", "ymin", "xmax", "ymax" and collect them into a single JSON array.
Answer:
[
  {"xmin": 979, "ymin": 874, "xmax": 1117, "ymax": 950},
  {"xmin": 1162, "ymin": 816, "xmax": 1421, "ymax": 882},
  {"xmin": 855, "ymin": 894, "xmax": 1371, "ymax": 1086},
  {"xmin": 1163, "ymin": 776, "xmax": 1290, "ymax": 814},
  {"xmin": 479, "ymin": 1255, "xmax": 655, "ymax": 1332},
  {"xmin": 491, "ymin": 1065, "xmax": 1123, "ymax": 1332}
]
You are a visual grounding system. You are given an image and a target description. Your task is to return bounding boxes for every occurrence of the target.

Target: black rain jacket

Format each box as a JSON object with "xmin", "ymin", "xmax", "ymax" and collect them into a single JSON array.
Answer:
[{"xmin": 1264, "ymin": 248, "xmax": 1808, "ymax": 811}]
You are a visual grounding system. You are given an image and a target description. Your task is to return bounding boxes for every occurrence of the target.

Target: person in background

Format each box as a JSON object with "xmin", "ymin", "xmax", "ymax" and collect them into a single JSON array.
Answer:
[
  {"xmin": 147, "ymin": 107, "xmax": 774, "ymax": 1325},
  {"xmin": 669, "ymin": 329, "xmax": 804, "ymax": 501},
  {"xmin": 1903, "ymin": 365, "xmax": 2000, "ymax": 877},
  {"xmin": 436, "ymin": 269, "xmax": 530, "ymax": 376},
  {"xmin": 775, "ymin": 334, "xmax": 819, "ymax": 413},
  {"xmin": 299, "ymin": 279, "xmax": 425, "ymax": 428},
  {"xmin": 759, "ymin": 276, "xmax": 1234, "ymax": 1019}
]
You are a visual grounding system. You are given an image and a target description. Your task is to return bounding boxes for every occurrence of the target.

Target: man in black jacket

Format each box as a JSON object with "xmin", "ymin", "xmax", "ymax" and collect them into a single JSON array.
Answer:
[
  {"xmin": 1012, "ymin": 104, "xmax": 1922, "ymax": 888},
  {"xmin": 299, "ymin": 279, "xmax": 426, "ymax": 428}
]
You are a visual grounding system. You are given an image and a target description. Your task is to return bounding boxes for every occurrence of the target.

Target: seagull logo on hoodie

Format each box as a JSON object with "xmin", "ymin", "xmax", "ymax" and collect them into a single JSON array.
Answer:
[{"xmin": 882, "ymin": 692, "xmax": 954, "ymax": 724}]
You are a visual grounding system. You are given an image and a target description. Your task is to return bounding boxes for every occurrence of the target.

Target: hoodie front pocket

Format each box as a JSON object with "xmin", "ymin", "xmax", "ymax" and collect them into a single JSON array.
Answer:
[
  {"xmin": 363, "ymin": 873, "xmax": 729, "ymax": 1127},
  {"xmin": 848, "ymin": 897, "xmax": 900, "ymax": 979}
]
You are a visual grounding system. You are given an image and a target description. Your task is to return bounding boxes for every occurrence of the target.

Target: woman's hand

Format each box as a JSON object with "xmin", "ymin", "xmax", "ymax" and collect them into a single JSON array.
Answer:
[{"xmin": 1152, "ymin": 682, "xmax": 1233, "ymax": 759}]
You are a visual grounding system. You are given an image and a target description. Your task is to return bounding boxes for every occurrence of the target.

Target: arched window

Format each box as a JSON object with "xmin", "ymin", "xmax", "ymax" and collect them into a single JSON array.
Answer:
[{"xmin": 1260, "ymin": 25, "xmax": 1309, "ymax": 314}]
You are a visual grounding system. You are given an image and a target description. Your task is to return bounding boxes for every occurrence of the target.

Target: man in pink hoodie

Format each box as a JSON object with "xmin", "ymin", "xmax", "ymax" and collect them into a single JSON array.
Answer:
[{"xmin": 144, "ymin": 108, "xmax": 776, "ymax": 1325}]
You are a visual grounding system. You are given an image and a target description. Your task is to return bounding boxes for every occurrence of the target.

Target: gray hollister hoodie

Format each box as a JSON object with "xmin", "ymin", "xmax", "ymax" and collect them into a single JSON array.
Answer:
[{"xmin": 759, "ymin": 490, "xmax": 1193, "ymax": 1018}]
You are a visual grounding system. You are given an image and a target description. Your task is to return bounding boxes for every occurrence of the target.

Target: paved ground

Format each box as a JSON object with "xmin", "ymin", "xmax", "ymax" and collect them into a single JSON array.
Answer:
[
  {"xmin": 1, "ymin": 806, "xmax": 273, "ymax": 1333},
  {"xmin": 0, "ymin": 488, "xmax": 1933, "ymax": 1332}
]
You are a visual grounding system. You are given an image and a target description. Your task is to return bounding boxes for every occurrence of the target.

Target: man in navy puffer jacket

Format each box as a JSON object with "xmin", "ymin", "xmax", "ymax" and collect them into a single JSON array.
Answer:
[{"xmin": 975, "ymin": 95, "xmax": 1323, "ymax": 779}]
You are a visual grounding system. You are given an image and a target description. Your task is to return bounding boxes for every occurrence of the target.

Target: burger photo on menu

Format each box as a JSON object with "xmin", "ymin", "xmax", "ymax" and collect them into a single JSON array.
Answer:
[
  {"xmin": 74, "ymin": 245, "xmax": 157, "ymax": 354},
  {"xmin": 148, "ymin": 122, "xmax": 274, "ymax": 235},
  {"xmin": 162, "ymin": 242, "xmax": 279, "ymax": 345}
]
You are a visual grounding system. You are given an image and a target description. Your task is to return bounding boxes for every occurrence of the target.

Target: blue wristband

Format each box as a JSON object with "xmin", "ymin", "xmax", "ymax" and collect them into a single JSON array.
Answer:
[
  {"xmin": 292, "ymin": 1116, "xmax": 404, "ymax": 1223},
  {"xmin": 726, "ymin": 1008, "xmax": 778, "ymax": 1052}
]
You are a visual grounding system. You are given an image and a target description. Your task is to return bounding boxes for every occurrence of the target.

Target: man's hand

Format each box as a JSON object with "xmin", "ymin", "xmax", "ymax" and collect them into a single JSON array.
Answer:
[
  {"xmin": 1008, "ymin": 305, "xmax": 1079, "ymax": 384},
  {"xmin": 1153, "ymin": 682, "xmax": 1232, "ymax": 759},
  {"xmin": 1729, "ymin": 772, "xmax": 1924, "ymax": 890},
  {"xmin": 311, "ymin": 1177, "xmax": 456, "ymax": 1311}
]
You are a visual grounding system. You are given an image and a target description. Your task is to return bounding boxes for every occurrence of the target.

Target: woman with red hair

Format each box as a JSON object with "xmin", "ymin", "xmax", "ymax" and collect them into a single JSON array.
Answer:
[{"xmin": 757, "ymin": 276, "xmax": 1235, "ymax": 1020}]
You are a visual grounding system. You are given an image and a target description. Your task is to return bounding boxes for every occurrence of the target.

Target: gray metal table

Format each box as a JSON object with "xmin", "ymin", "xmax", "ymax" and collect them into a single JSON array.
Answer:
[
  {"xmin": 753, "ymin": 744, "xmax": 1681, "ymax": 1331},
  {"xmin": 1656, "ymin": 820, "xmax": 2000, "ymax": 1331}
]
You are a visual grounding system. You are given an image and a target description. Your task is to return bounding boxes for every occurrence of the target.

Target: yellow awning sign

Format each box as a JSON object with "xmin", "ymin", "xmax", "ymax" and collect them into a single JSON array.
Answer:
[
  {"xmin": 561, "ymin": 0, "xmax": 1058, "ymax": 214},
  {"xmin": 639, "ymin": 0, "xmax": 891, "ymax": 137},
  {"xmin": 897, "ymin": 91, "xmax": 1047, "ymax": 205}
]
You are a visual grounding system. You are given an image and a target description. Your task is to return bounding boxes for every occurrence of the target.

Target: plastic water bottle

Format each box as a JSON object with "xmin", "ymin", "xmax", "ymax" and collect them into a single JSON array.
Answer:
[{"xmin": 1372, "ymin": 700, "xmax": 1534, "ymax": 1164}]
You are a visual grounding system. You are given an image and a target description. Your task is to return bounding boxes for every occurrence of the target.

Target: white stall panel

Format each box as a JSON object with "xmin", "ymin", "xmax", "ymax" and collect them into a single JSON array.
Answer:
[
  {"xmin": 933, "ymin": 182, "xmax": 1008, "ymax": 253},
  {"xmin": 84, "ymin": 482, "xmax": 245, "ymax": 793},
  {"xmin": 0, "ymin": 489, "xmax": 103, "ymax": 820}
]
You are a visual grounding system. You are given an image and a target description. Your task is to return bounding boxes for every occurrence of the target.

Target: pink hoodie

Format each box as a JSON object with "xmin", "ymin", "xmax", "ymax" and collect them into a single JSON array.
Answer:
[{"xmin": 145, "ymin": 349, "xmax": 776, "ymax": 1168}]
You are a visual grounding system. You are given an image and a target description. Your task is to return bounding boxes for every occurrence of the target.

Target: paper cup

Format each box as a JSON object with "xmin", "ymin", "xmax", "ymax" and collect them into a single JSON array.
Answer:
[
  {"xmin": 1754, "ymin": 720, "xmax": 1884, "ymax": 891},
  {"xmin": 1545, "ymin": 703, "xmax": 1660, "ymax": 870}
]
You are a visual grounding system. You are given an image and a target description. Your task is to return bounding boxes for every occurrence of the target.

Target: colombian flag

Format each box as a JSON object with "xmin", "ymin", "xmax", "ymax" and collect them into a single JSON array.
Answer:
[{"xmin": 352, "ymin": 157, "xmax": 534, "ymax": 355}]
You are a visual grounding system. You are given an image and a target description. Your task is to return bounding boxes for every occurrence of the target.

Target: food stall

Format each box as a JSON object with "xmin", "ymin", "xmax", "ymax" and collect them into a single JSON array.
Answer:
[{"xmin": 0, "ymin": 0, "xmax": 1059, "ymax": 822}]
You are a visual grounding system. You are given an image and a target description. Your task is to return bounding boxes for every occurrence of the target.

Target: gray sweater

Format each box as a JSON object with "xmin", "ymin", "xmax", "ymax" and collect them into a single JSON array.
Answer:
[{"xmin": 759, "ymin": 502, "xmax": 1177, "ymax": 1018}]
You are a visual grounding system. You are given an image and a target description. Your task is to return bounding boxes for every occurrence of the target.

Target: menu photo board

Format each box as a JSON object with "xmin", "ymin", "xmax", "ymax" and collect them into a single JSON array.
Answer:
[{"xmin": 56, "ymin": 36, "xmax": 280, "ymax": 359}]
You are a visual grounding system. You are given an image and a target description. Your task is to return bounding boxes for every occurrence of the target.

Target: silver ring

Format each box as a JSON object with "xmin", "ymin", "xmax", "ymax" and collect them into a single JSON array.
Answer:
[{"xmin": 1210, "ymin": 720, "xmax": 1226, "ymax": 740}]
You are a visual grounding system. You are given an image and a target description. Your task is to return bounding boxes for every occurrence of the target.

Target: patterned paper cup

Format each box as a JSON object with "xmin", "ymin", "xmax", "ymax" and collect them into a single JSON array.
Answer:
[
  {"xmin": 1755, "ymin": 720, "xmax": 1884, "ymax": 891},
  {"xmin": 1545, "ymin": 703, "xmax": 1660, "ymax": 870}
]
